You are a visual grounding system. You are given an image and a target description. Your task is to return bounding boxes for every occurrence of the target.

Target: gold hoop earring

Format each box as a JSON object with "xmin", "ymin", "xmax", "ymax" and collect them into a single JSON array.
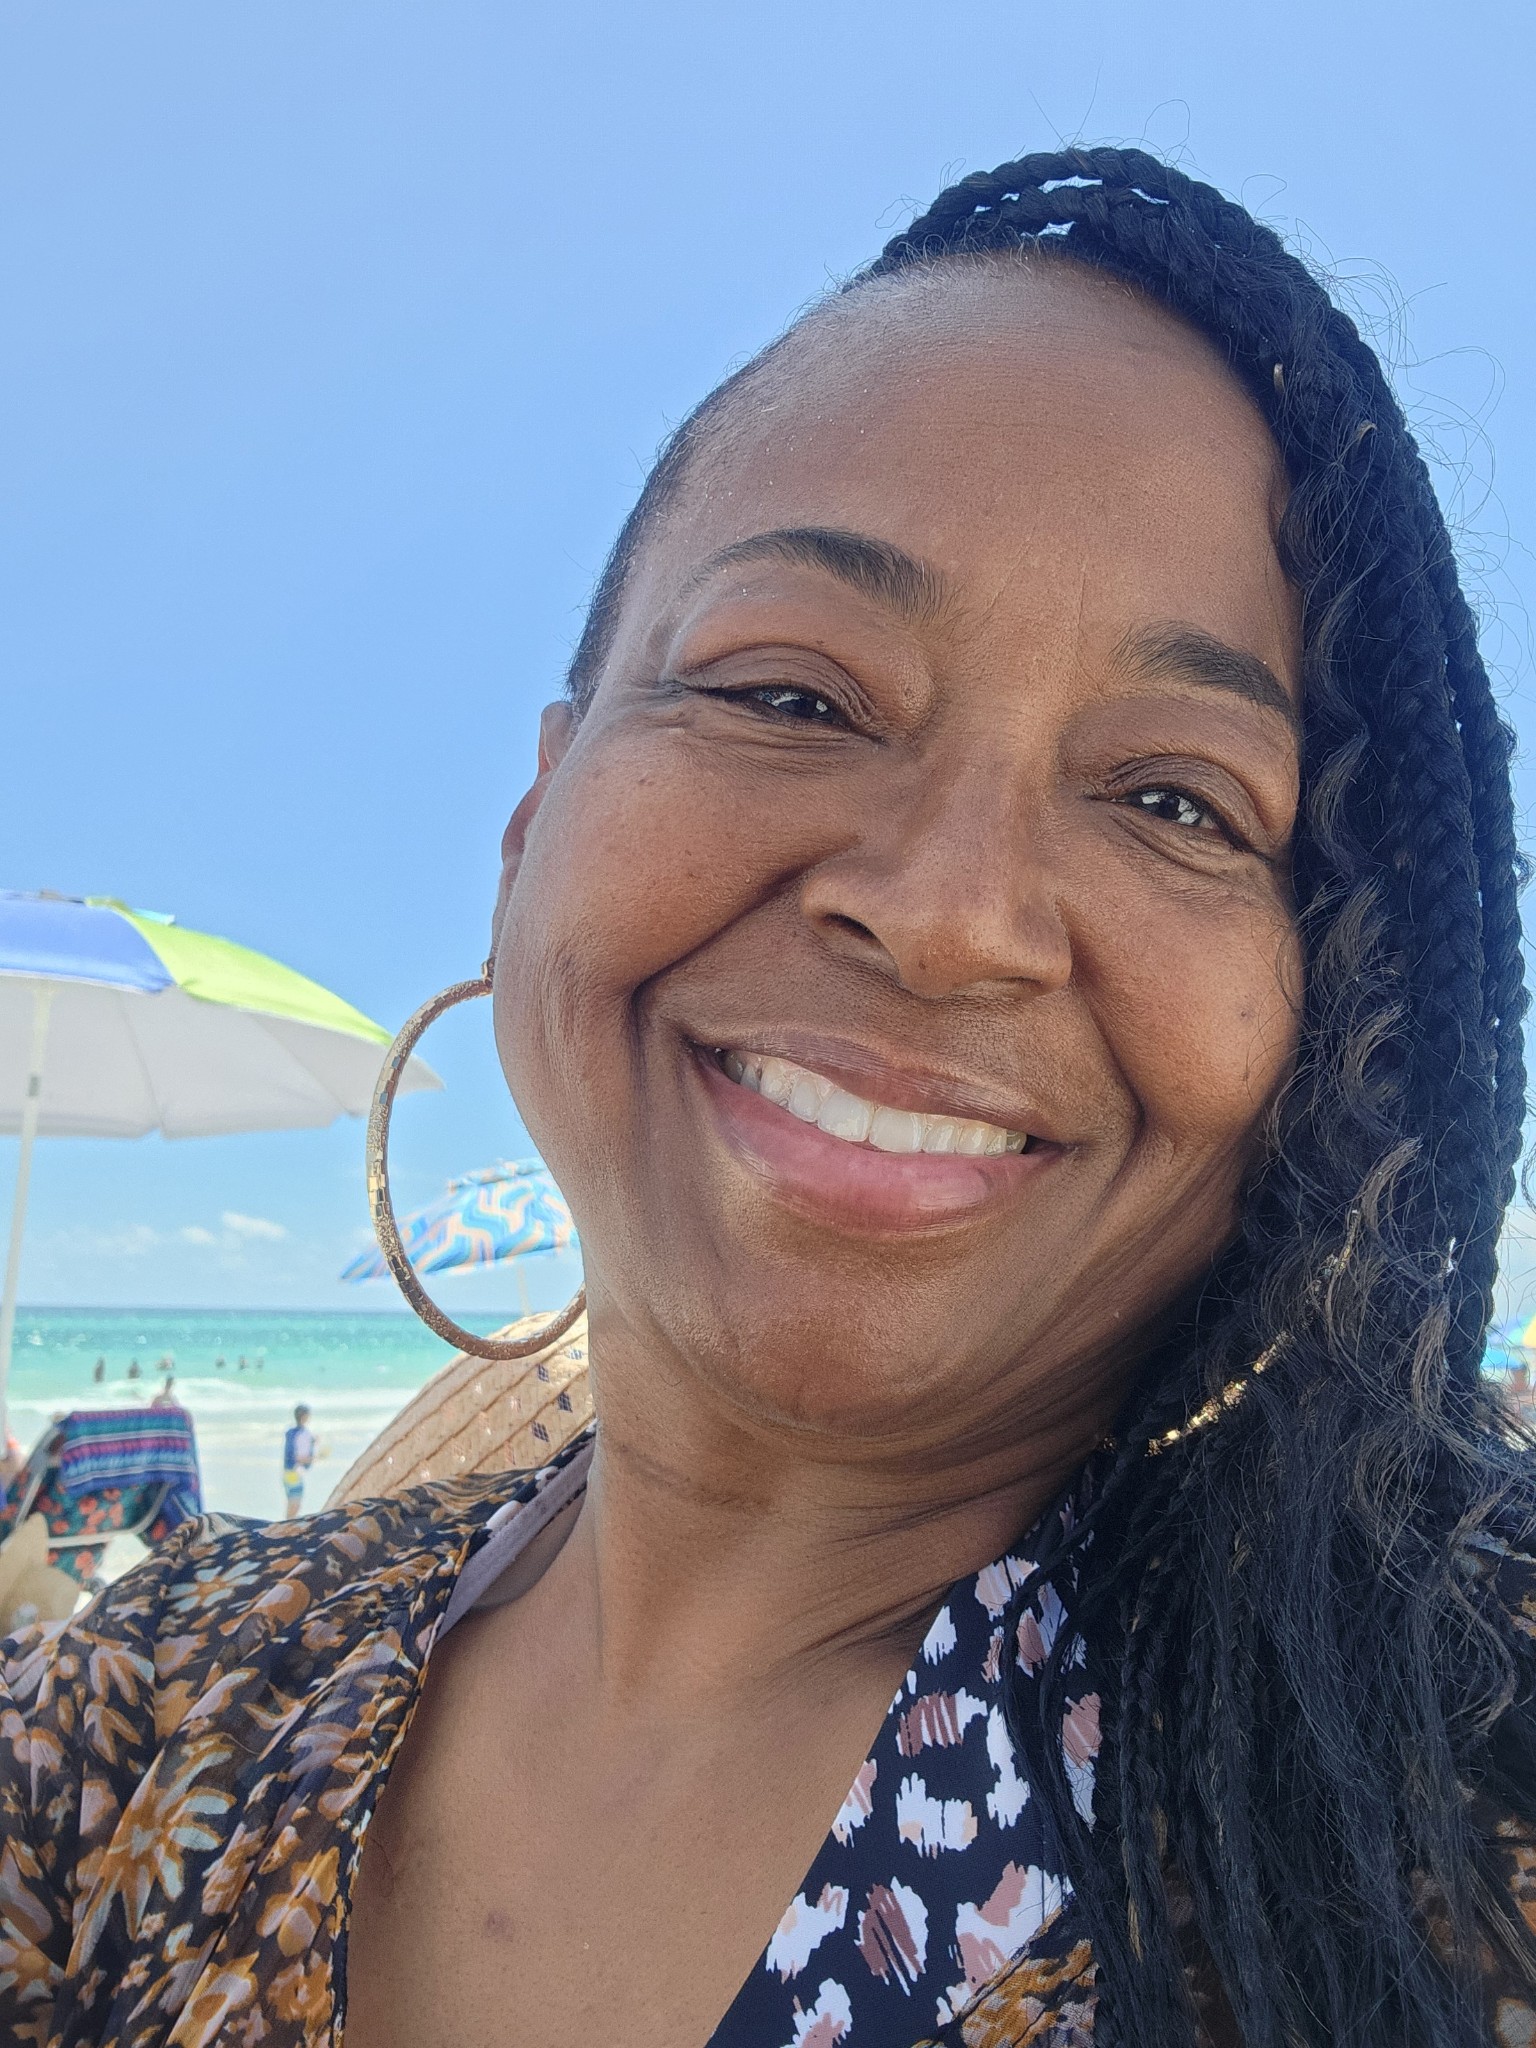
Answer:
[{"xmin": 365, "ymin": 959, "xmax": 587, "ymax": 1361}]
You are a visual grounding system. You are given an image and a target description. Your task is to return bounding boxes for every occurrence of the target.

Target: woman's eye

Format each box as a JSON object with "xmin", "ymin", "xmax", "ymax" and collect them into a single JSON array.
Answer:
[
  {"xmin": 749, "ymin": 688, "xmax": 843, "ymax": 720},
  {"xmin": 742, "ymin": 684, "xmax": 839, "ymax": 722},
  {"xmin": 1123, "ymin": 786, "xmax": 1223, "ymax": 834}
]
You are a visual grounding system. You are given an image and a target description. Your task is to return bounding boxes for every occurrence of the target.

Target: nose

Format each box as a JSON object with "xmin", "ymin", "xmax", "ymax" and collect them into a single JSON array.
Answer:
[{"xmin": 798, "ymin": 764, "xmax": 1073, "ymax": 1001}]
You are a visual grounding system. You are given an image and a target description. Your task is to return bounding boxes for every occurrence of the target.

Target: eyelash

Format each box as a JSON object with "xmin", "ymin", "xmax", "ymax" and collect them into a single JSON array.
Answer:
[
  {"xmin": 1118, "ymin": 785, "xmax": 1229, "ymax": 837},
  {"xmin": 1122, "ymin": 786, "xmax": 1220, "ymax": 835},
  {"xmin": 700, "ymin": 686, "xmax": 1251, "ymax": 851},
  {"xmin": 710, "ymin": 682, "xmax": 844, "ymax": 723}
]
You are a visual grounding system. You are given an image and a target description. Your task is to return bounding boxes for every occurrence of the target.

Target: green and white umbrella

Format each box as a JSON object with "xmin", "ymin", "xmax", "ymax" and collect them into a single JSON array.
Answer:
[{"xmin": 0, "ymin": 891, "xmax": 438, "ymax": 1433}]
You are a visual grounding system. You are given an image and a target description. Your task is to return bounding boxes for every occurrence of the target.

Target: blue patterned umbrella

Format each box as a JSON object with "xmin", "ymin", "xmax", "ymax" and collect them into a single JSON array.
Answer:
[{"xmin": 340, "ymin": 1159, "xmax": 576, "ymax": 1284}]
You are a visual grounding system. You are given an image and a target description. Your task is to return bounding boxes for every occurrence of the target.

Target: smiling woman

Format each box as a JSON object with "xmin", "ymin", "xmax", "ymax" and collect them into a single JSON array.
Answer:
[{"xmin": 4, "ymin": 148, "xmax": 1536, "ymax": 2048}]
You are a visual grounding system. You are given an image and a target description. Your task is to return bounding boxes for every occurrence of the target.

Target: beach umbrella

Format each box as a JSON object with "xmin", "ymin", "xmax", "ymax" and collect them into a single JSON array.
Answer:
[
  {"xmin": 0, "ymin": 891, "xmax": 440, "ymax": 1434},
  {"xmin": 340, "ymin": 1158, "xmax": 576, "ymax": 1308}
]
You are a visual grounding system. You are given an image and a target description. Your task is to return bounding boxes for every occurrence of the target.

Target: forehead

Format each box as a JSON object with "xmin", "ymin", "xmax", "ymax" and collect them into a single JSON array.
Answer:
[{"xmin": 615, "ymin": 260, "xmax": 1296, "ymax": 678}]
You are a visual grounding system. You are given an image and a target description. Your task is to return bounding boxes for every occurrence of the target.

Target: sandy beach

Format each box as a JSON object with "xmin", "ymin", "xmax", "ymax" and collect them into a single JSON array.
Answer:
[{"xmin": 3, "ymin": 1304, "xmax": 533, "ymax": 1525}]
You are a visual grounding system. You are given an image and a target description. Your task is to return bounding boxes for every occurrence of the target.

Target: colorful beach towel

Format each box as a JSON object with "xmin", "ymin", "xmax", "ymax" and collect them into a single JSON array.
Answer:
[
  {"xmin": 0, "ymin": 1409, "xmax": 204, "ymax": 1588},
  {"xmin": 53, "ymin": 1408, "xmax": 203, "ymax": 1529}
]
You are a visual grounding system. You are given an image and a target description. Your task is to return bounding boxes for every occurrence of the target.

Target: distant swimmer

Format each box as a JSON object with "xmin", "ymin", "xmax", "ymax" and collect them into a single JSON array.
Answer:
[
  {"xmin": 126, "ymin": 1359, "xmax": 140, "ymax": 1381},
  {"xmin": 92, "ymin": 1359, "xmax": 105, "ymax": 1383},
  {"xmin": 215, "ymin": 1356, "xmax": 226, "ymax": 1370}
]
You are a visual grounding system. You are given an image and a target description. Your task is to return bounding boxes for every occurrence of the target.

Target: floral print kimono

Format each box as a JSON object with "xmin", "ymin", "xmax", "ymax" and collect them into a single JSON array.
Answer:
[{"xmin": 1, "ymin": 1430, "xmax": 1534, "ymax": 2048}]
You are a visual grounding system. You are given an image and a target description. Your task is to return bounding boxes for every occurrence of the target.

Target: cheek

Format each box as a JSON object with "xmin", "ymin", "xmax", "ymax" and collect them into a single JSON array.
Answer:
[
  {"xmin": 505, "ymin": 744, "xmax": 705, "ymax": 981},
  {"xmin": 502, "ymin": 716, "xmax": 851, "ymax": 998},
  {"xmin": 1083, "ymin": 883, "xmax": 1301, "ymax": 1164},
  {"xmin": 491, "ymin": 728, "xmax": 782, "ymax": 1111}
]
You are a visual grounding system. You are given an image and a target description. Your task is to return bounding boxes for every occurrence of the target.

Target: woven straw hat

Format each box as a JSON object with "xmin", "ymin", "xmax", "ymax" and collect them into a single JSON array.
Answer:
[
  {"xmin": 325, "ymin": 1310, "xmax": 592, "ymax": 1507},
  {"xmin": 0, "ymin": 1513, "xmax": 84, "ymax": 1632}
]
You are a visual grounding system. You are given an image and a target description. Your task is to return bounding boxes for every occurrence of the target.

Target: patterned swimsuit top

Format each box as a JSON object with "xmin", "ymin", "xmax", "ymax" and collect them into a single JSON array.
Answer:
[{"xmin": 440, "ymin": 1437, "xmax": 1098, "ymax": 2047}]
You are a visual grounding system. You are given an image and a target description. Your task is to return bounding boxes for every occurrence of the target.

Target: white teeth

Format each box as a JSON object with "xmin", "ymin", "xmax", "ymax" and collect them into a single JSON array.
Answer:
[
  {"xmin": 869, "ymin": 1107, "xmax": 925, "ymax": 1153},
  {"xmin": 818, "ymin": 1087, "xmax": 873, "ymax": 1143},
  {"xmin": 717, "ymin": 1050, "xmax": 1031, "ymax": 1159},
  {"xmin": 758, "ymin": 1056, "xmax": 795, "ymax": 1107},
  {"xmin": 787, "ymin": 1074, "xmax": 828, "ymax": 1123}
]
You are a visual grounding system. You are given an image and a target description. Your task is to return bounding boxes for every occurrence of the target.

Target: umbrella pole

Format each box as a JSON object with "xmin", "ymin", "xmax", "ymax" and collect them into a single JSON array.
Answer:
[{"xmin": 0, "ymin": 986, "xmax": 53, "ymax": 1450}]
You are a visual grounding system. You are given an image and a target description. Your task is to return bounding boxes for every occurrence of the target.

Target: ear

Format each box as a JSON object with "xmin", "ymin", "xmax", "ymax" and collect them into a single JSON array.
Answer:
[{"xmin": 490, "ymin": 702, "xmax": 577, "ymax": 959}]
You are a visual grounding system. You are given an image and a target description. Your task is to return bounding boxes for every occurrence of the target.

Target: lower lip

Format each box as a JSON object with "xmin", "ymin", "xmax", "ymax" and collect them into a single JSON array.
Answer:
[{"xmin": 690, "ymin": 1047, "xmax": 1063, "ymax": 1235}]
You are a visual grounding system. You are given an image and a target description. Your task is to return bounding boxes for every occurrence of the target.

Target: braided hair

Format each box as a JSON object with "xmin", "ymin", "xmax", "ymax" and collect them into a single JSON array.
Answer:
[{"xmin": 568, "ymin": 150, "xmax": 1536, "ymax": 2044}]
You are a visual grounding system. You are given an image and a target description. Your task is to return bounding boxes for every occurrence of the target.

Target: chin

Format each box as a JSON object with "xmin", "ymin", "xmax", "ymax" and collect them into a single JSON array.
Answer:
[{"xmin": 667, "ymin": 1291, "xmax": 1001, "ymax": 1442}]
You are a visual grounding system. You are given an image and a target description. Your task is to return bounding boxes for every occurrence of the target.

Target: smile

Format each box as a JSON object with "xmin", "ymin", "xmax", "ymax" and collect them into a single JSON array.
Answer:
[
  {"xmin": 691, "ymin": 1040, "xmax": 1058, "ymax": 1236},
  {"xmin": 714, "ymin": 1049, "xmax": 1032, "ymax": 1156}
]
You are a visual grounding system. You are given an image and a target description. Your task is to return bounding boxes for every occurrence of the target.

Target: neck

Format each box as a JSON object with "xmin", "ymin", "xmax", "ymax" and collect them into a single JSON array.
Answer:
[{"xmin": 546, "ymin": 1286, "xmax": 1119, "ymax": 1715}]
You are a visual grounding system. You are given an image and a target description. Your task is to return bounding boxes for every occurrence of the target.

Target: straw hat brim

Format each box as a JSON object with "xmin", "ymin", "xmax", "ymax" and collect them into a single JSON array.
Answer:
[
  {"xmin": 325, "ymin": 1311, "xmax": 592, "ymax": 1507},
  {"xmin": 0, "ymin": 1514, "xmax": 82, "ymax": 1632}
]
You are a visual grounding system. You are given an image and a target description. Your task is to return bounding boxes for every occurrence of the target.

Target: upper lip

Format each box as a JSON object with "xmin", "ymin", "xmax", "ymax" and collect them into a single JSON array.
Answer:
[{"xmin": 689, "ymin": 1029, "xmax": 1066, "ymax": 1142}]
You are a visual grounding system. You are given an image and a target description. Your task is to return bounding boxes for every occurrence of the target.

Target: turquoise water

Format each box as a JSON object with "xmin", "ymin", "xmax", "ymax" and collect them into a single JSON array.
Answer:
[{"xmin": 5, "ymin": 1307, "xmax": 511, "ymax": 1522}]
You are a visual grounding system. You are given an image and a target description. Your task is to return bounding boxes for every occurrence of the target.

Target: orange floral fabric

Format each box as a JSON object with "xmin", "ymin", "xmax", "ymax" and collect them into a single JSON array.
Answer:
[{"xmin": 0, "ymin": 1475, "xmax": 507, "ymax": 2048}]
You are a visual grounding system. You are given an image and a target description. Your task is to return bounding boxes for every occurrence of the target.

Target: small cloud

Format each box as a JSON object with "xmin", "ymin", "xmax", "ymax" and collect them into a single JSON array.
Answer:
[
  {"xmin": 222, "ymin": 1211, "xmax": 287, "ymax": 1243},
  {"xmin": 106, "ymin": 1224, "xmax": 161, "ymax": 1258},
  {"xmin": 180, "ymin": 1225, "xmax": 218, "ymax": 1246},
  {"xmin": 43, "ymin": 1223, "xmax": 162, "ymax": 1259}
]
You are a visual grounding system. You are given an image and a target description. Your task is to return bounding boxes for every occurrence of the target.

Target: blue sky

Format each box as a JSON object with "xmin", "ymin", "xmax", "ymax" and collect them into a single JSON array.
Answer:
[{"xmin": 2, "ymin": 0, "xmax": 1533, "ymax": 1313}]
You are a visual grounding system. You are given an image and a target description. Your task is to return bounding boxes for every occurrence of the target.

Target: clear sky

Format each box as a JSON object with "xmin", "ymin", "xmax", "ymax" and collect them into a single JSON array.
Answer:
[{"xmin": 2, "ymin": 0, "xmax": 1533, "ymax": 1314}]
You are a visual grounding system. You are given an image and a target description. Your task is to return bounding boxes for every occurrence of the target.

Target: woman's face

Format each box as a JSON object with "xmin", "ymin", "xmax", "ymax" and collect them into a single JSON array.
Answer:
[{"xmin": 494, "ymin": 262, "xmax": 1303, "ymax": 1455}]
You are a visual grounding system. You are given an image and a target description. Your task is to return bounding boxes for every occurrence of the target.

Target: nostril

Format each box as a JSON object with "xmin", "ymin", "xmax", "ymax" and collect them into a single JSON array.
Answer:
[{"xmin": 821, "ymin": 913, "xmax": 880, "ymax": 946}]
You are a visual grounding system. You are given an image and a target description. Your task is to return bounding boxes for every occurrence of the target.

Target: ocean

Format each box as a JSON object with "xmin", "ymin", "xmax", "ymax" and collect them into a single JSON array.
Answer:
[{"xmin": 5, "ymin": 1306, "xmax": 511, "ymax": 1529}]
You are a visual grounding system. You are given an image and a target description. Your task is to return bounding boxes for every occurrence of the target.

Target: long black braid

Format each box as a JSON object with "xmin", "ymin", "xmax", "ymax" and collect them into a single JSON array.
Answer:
[{"xmin": 569, "ymin": 149, "xmax": 1536, "ymax": 2044}]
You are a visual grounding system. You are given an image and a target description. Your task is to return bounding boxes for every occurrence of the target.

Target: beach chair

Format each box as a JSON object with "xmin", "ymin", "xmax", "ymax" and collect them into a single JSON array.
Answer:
[
  {"xmin": 326, "ymin": 1311, "xmax": 591, "ymax": 1506},
  {"xmin": 0, "ymin": 1406, "xmax": 203, "ymax": 1591}
]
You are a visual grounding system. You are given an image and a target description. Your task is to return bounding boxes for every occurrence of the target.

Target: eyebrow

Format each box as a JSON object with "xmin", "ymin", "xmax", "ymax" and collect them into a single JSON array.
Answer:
[
  {"xmin": 1116, "ymin": 622, "xmax": 1299, "ymax": 732},
  {"xmin": 684, "ymin": 537, "xmax": 1299, "ymax": 731},
  {"xmin": 689, "ymin": 526, "xmax": 951, "ymax": 621}
]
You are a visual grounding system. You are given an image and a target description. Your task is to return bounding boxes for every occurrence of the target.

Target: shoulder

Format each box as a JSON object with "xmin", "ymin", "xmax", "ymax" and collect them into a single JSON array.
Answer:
[
  {"xmin": 0, "ymin": 1477, "xmax": 512, "ymax": 2040},
  {"xmin": 10, "ymin": 1474, "xmax": 506, "ymax": 1692},
  {"xmin": 1, "ymin": 1474, "xmax": 511, "ymax": 1814},
  {"xmin": 0, "ymin": 1466, "xmax": 567, "ymax": 2042}
]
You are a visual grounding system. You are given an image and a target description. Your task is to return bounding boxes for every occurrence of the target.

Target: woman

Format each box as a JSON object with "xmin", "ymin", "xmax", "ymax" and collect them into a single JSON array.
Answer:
[{"xmin": 3, "ymin": 147, "xmax": 1534, "ymax": 2048}]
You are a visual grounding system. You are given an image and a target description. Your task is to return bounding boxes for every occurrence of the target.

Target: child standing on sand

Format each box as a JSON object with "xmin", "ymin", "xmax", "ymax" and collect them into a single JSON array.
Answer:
[{"xmin": 281, "ymin": 1402, "xmax": 314, "ymax": 1518}]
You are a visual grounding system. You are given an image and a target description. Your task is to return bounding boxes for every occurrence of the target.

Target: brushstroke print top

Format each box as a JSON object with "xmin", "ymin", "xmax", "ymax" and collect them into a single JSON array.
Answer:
[{"xmin": 1, "ymin": 1430, "xmax": 1533, "ymax": 2048}]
